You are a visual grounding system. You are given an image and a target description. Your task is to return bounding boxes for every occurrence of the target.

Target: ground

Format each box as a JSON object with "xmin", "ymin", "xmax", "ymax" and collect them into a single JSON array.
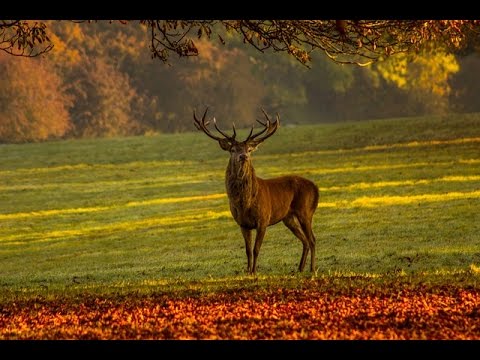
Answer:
[{"xmin": 1, "ymin": 280, "xmax": 478, "ymax": 340}]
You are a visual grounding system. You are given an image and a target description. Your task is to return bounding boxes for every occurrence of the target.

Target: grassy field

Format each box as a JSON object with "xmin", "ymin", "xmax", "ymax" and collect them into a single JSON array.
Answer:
[{"xmin": 1, "ymin": 113, "xmax": 479, "ymax": 301}]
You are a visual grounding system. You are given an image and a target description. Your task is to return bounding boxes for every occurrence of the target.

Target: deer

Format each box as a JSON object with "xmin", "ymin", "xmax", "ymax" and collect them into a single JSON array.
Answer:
[{"xmin": 194, "ymin": 108, "xmax": 319, "ymax": 274}]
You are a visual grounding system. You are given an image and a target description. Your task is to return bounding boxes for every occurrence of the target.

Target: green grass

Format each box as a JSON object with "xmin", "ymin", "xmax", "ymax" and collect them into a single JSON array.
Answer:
[{"xmin": 1, "ymin": 113, "xmax": 480, "ymax": 301}]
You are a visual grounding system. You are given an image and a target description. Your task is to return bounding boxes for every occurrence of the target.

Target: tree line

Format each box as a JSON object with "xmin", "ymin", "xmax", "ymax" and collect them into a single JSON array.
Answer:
[{"xmin": 1, "ymin": 20, "xmax": 480, "ymax": 143}]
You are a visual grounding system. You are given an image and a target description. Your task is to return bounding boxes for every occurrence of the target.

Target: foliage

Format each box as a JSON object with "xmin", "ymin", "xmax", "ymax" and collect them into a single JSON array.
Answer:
[
  {"xmin": 0, "ymin": 21, "xmax": 479, "ymax": 143},
  {"xmin": 149, "ymin": 39, "xmax": 267, "ymax": 132},
  {"xmin": 1, "ymin": 284, "xmax": 479, "ymax": 339},
  {"xmin": 374, "ymin": 47, "xmax": 460, "ymax": 115},
  {"xmin": 450, "ymin": 53, "xmax": 480, "ymax": 113},
  {"xmin": 0, "ymin": 53, "xmax": 72, "ymax": 143},
  {"xmin": 45, "ymin": 21, "xmax": 148, "ymax": 138},
  {"xmin": 126, "ymin": 20, "xmax": 480, "ymax": 66},
  {"xmin": 67, "ymin": 57, "xmax": 143, "ymax": 138},
  {"xmin": 0, "ymin": 20, "xmax": 52, "ymax": 57},
  {"xmin": 3, "ymin": 20, "xmax": 480, "ymax": 66}
]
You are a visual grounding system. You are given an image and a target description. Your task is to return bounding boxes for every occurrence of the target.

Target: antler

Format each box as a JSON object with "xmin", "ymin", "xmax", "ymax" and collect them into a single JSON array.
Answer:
[
  {"xmin": 245, "ymin": 108, "xmax": 280, "ymax": 144},
  {"xmin": 193, "ymin": 108, "xmax": 236, "ymax": 142},
  {"xmin": 194, "ymin": 107, "xmax": 279, "ymax": 144}
]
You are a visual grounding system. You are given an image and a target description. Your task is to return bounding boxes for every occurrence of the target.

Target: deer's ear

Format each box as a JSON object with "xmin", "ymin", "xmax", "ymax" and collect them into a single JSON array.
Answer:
[{"xmin": 218, "ymin": 139, "xmax": 231, "ymax": 151}]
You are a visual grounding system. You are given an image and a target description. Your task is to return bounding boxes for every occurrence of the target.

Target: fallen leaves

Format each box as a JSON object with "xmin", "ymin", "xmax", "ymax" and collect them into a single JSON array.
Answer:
[{"xmin": 0, "ymin": 285, "xmax": 478, "ymax": 339}]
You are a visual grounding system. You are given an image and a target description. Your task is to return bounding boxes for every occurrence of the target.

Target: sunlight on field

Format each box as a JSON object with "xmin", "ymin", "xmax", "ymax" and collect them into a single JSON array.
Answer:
[
  {"xmin": 0, "ymin": 160, "xmax": 196, "ymax": 176},
  {"xmin": 0, "ymin": 177, "xmax": 204, "ymax": 192},
  {"xmin": 363, "ymin": 137, "xmax": 480, "ymax": 151},
  {"xmin": 0, "ymin": 194, "xmax": 226, "ymax": 220},
  {"xmin": 126, "ymin": 193, "xmax": 225, "ymax": 207},
  {"xmin": 0, "ymin": 116, "xmax": 479, "ymax": 295},
  {"xmin": 0, "ymin": 163, "xmax": 91, "ymax": 176},
  {"xmin": 2, "ymin": 178, "xmax": 478, "ymax": 221},
  {"xmin": 460, "ymin": 159, "xmax": 480, "ymax": 165},
  {"xmin": 0, "ymin": 206, "xmax": 111, "ymax": 220},
  {"xmin": 2, "ymin": 136, "xmax": 478, "ymax": 177},
  {"xmin": 304, "ymin": 160, "xmax": 477, "ymax": 176},
  {"xmin": 1, "ymin": 175, "xmax": 478, "ymax": 221},
  {"xmin": 325, "ymin": 270, "xmax": 382, "ymax": 278},
  {"xmin": 265, "ymin": 137, "xmax": 480, "ymax": 159},
  {"xmin": 320, "ymin": 189, "xmax": 480, "ymax": 208},
  {"xmin": 324, "ymin": 266, "xmax": 480, "ymax": 280},
  {"xmin": 319, "ymin": 175, "xmax": 480, "ymax": 191},
  {"xmin": 349, "ymin": 190, "xmax": 480, "ymax": 207},
  {"xmin": 2, "ymin": 188, "xmax": 478, "ymax": 244},
  {"xmin": 1, "ymin": 210, "xmax": 232, "ymax": 244}
]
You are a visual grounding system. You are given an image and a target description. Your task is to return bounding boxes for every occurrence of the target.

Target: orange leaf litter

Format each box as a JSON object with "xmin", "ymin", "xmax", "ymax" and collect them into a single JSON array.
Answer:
[{"xmin": 1, "ymin": 286, "xmax": 479, "ymax": 339}]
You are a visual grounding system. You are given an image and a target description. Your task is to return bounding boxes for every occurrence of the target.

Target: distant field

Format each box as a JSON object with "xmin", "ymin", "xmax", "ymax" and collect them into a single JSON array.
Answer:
[{"xmin": 1, "ymin": 113, "xmax": 480, "ymax": 301}]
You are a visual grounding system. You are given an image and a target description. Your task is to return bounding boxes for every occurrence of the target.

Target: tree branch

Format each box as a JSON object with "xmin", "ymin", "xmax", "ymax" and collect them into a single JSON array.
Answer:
[{"xmin": 2, "ymin": 20, "xmax": 479, "ymax": 65}]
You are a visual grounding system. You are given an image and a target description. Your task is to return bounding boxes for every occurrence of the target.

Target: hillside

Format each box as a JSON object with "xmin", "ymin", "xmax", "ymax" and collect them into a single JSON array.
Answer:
[{"xmin": 0, "ymin": 113, "xmax": 479, "ymax": 300}]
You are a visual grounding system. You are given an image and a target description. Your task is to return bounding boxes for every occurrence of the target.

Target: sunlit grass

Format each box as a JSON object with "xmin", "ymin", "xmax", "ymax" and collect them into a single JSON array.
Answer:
[
  {"xmin": 272, "ymin": 136, "xmax": 480, "ymax": 159},
  {"xmin": 0, "ymin": 113, "xmax": 479, "ymax": 300},
  {"xmin": 3, "ymin": 175, "xmax": 479, "ymax": 221},
  {"xmin": 349, "ymin": 189, "xmax": 480, "ymax": 207},
  {"xmin": 1, "ymin": 210, "xmax": 233, "ymax": 244},
  {"xmin": 0, "ymin": 193, "xmax": 226, "ymax": 220},
  {"xmin": 319, "ymin": 175, "xmax": 480, "ymax": 192}
]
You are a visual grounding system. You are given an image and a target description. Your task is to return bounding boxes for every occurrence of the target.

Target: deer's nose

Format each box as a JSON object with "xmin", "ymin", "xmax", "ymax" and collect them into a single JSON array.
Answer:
[{"xmin": 239, "ymin": 154, "xmax": 248, "ymax": 161}]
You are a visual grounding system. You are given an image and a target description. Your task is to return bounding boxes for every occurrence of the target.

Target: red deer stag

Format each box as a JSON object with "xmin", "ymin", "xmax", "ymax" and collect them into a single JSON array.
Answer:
[{"xmin": 194, "ymin": 108, "xmax": 319, "ymax": 274}]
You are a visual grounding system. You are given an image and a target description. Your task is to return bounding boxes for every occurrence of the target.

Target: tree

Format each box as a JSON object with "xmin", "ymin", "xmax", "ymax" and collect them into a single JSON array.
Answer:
[
  {"xmin": 43, "ymin": 21, "xmax": 147, "ymax": 138},
  {"xmin": 144, "ymin": 20, "xmax": 480, "ymax": 66},
  {"xmin": 374, "ymin": 47, "xmax": 460, "ymax": 115},
  {"xmin": 1, "ymin": 20, "xmax": 477, "ymax": 142},
  {"xmin": 2, "ymin": 20, "xmax": 479, "ymax": 66},
  {"xmin": 449, "ymin": 47, "xmax": 480, "ymax": 113},
  {"xmin": 66, "ymin": 57, "xmax": 144, "ymax": 138},
  {"xmin": 0, "ymin": 53, "xmax": 72, "ymax": 143}
]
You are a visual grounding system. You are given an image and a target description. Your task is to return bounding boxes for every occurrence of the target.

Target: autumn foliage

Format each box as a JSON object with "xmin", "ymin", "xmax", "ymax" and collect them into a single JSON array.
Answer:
[
  {"xmin": 2, "ymin": 21, "xmax": 480, "ymax": 143},
  {"xmin": 0, "ymin": 53, "xmax": 72, "ymax": 143},
  {"xmin": 1, "ymin": 283, "xmax": 478, "ymax": 340}
]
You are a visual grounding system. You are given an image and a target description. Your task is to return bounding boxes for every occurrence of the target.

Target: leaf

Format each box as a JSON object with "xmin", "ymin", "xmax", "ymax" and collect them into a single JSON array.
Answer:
[{"xmin": 1, "ymin": 285, "xmax": 477, "ymax": 339}]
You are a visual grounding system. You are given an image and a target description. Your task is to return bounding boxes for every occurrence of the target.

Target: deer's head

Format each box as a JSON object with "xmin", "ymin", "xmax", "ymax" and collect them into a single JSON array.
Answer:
[{"xmin": 194, "ymin": 108, "xmax": 279, "ymax": 166}]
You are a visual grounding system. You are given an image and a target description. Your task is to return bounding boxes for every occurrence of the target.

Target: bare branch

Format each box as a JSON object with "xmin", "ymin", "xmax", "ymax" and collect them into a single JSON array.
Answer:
[
  {"xmin": 0, "ymin": 20, "xmax": 53, "ymax": 57},
  {"xmin": 3, "ymin": 20, "xmax": 480, "ymax": 66}
]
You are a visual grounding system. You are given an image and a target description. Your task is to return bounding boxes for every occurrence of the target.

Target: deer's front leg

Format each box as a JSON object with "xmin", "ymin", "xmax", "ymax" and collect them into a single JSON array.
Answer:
[
  {"xmin": 241, "ymin": 227, "xmax": 253, "ymax": 273},
  {"xmin": 252, "ymin": 227, "xmax": 266, "ymax": 274}
]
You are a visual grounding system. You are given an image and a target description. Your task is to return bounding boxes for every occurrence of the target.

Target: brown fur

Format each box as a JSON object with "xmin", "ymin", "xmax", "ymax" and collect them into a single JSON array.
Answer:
[
  {"xmin": 194, "ymin": 108, "xmax": 319, "ymax": 274},
  {"xmin": 225, "ymin": 151, "xmax": 319, "ymax": 273}
]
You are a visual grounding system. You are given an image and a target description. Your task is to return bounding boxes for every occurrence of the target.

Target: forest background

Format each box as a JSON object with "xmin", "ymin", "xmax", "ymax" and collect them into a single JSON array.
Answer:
[{"xmin": 1, "ymin": 20, "xmax": 480, "ymax": 143}]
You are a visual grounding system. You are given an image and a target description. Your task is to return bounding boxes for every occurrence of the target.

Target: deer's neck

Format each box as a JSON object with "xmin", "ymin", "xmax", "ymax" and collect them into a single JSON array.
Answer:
[{"xmin": 225, "ymin": 159, "xmax": 258, "ymax": 209}]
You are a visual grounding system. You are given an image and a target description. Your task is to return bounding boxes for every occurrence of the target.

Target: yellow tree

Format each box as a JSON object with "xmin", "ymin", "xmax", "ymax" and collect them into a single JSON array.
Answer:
[
  {"xmin": 0, "ymin": 53, "xmax": 72, "ymax": 143},
  {"xmin": 374, "ymin": 46, "xmax": 460, "ymax": 114},
  {"xmin": 43, "ymin": 21, "xmax": 146, "ymax": 137}
]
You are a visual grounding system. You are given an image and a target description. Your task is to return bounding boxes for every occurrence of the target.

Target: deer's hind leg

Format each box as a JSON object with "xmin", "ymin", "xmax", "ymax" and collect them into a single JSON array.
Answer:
[
  {"xmin": 298, "ymin": 216, "xmax": 316, "ymax": 272},
  {"xmin": 283, "ymin": 214, "xmax": 310, "ymax": 272}
]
